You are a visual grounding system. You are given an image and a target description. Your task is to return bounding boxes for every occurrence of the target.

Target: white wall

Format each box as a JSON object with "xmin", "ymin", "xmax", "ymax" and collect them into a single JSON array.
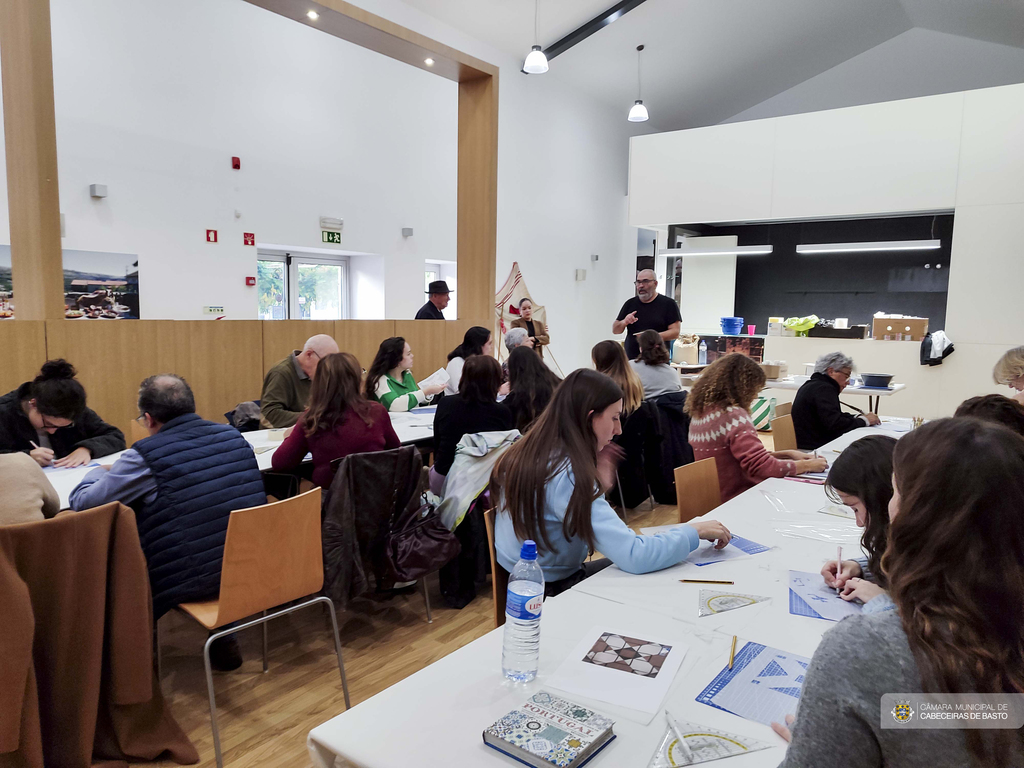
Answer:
[
  {"xmin": 628, "ymin": 81, "xmax": 1024, "ymax": 416},
  {"xmin": 0, "ymin": 0, "xmax": 457, "ymax": 321},
  {"xmin": 0, "ymin": 0, "xmax": 640, "ymax": 372}
]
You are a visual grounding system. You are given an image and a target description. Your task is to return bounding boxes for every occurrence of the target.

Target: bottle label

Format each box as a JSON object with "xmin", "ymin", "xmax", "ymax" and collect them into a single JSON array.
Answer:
[{"xmin": 505, "ymin": 589, "xmax": 543, "ymax": 621}]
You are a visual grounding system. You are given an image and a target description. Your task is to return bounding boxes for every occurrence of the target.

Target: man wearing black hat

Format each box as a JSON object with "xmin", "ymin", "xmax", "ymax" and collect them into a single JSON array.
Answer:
[{"xmin": 416, "ymin": 280, "xmax": 451, "ymax": 320}]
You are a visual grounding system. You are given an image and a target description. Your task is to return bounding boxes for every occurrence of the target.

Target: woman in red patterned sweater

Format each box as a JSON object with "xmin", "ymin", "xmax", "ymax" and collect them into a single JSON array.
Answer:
[{"xmin": 685, "ymin": 354, "xmax": 827, "ymax": 501}]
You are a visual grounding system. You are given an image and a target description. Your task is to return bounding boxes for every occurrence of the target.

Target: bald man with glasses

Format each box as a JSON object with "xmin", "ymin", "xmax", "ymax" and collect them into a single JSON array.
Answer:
[{"xmin": 612, "ymin": 269, "xmax": 681, "ymax": 360}]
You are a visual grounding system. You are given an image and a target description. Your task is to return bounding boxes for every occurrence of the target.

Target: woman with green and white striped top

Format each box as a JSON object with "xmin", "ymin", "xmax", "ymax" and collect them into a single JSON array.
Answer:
[{"xmin": 365, "ymin": 337, "xmax": 447, "ymax": 412}]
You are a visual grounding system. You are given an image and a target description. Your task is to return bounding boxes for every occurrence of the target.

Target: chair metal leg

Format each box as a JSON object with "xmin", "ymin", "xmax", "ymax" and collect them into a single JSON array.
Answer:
[
  {"xmin": 154, "ymin": 616, "xmax": 162, "ymax": 679},
  {"xmin": 315, "ymin": 596, "xmax": 351, "ymax": 709},
  {"xmin": 202, "ymin": 634, "xmax": 225, "ymax": 768},
  {"xmin": 421, "ymin": 578, "xmax": 433, "ymax": 624},
  {"xmin": 261, "ymin": 610, "xmax": 268, "ymax": 673}
]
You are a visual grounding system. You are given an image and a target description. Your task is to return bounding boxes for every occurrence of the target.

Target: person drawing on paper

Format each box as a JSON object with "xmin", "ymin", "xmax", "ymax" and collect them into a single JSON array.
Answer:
[
  {"xmin": 491, "ymin": 369, "xmax": 732, "ymax": 598},
  {"xmin": 772, "ymin": 418, "xmax": 1024, "ymax": 768},
  {"xmin": 820, "ymin": 436, "xmax": 897, "ymax": 608}
]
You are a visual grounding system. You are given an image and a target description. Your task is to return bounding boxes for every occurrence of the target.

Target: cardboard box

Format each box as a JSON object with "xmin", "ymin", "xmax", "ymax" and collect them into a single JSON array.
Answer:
[
  {"xmin": 760, "ymin": 363, "xmax": 782, "ymax": 380},
  {"xmin": 767, "ymin": 321, "xmax": 785, "ymax": 337},
  {"xmin": 872, "ymin": 316, "xmax": 928, "ymax": 341}
]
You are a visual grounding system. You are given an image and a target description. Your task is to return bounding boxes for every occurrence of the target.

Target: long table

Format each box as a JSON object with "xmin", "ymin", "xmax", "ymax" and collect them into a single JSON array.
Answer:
[
  {"xmin": 48, "ymin": 407, "xmax": 436, "ymax": 509},
  {"xmin": 306, "ymin": 424, "xmax": 907, "ymax": 767},
  {"xmin": 763, "ymin": 380, "xmax": 906, "ymax": 414}
]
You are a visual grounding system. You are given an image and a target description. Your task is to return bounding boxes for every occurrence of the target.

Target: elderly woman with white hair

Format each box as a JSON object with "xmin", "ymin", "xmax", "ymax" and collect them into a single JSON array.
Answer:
[
  {"xmin": 500, "ymin": 327, "xmax": 534, "ymax": 392},
  {"xmin": 791, "ymin": 351, "xmax": 880, "ymax": 450},
  {"xmin": 993, "ymin": 346, "xmax": 1024, "ymax": 405}
]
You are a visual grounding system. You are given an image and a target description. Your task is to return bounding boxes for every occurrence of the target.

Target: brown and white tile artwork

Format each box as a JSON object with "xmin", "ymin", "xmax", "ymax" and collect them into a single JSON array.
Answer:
[{"xmin": 582, "ymin": 633, "xmax": 672, "ymax": 678}]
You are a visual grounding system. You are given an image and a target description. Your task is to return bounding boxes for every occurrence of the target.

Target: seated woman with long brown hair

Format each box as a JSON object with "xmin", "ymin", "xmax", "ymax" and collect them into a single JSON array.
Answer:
[
  {"xmin": 686, "ymin": 353, "xmax": 825, "ymax": 501},
  {"xmin": 272, "ymin": 352, "xmax": 399, "ymax": 489},
  {"xmin": 630, "ymin": 329, "xmax": 683, "ymax": 399},
  {"xmin": 503, "ymin": 346, "xmax": 561, "ymax": 433},
  {"xmin": 774, "ymin": 418, "xmax": 1024, "ymax": 766},
  {"xmin": 491, "ymin": 368, "xmax": 731, "ymax": 596}
]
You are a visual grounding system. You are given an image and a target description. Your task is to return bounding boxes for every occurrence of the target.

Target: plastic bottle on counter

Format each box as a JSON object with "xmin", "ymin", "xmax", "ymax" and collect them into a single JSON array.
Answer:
[{"xmin": 698, "ymin": 340, "xmax": 708, "ymax": 365}]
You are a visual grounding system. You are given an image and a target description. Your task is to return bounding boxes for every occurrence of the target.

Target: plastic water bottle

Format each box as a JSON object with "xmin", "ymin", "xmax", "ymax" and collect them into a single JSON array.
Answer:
[
  {"xmin": 698, "ymin": 339, "xmax": 708, "ymax": 365},
  {"xmin": 502, "ymin": 540, "xmax": 545, "ymax": 682}
]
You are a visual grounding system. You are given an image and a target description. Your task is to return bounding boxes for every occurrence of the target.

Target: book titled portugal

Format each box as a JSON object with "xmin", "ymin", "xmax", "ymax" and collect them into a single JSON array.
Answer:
[{"xmin": 483, "ymin": 691, "xmax": 616, "ymax": 767}]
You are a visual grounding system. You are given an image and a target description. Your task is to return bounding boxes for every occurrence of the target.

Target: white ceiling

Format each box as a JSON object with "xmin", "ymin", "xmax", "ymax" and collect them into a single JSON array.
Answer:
[{"xmin": 402, "ymin": 0, "xmax": 1024, "ymax": 130}]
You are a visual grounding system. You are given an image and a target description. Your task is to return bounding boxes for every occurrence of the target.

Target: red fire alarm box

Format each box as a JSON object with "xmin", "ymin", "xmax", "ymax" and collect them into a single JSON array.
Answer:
[
  {"xmin": 231, "ymin": 156, "xmax": 241, "ymax": 170},
  {"xmin": 246, "ymin": 276, "xmax": 256, "ymax": 286},
  {"xmin": 243, "ymin": 232, "xmax": 255, "ymax": 246},
  {"xmin": 206, "ymin": 229, "xmax": 218, "ymax": 243}
]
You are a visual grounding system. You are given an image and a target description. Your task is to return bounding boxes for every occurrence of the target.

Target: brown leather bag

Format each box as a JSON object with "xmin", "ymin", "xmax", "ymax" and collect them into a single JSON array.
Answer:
[{"xmin": 384, "ymin": 453, "xmax": 460, "ymax": 582}]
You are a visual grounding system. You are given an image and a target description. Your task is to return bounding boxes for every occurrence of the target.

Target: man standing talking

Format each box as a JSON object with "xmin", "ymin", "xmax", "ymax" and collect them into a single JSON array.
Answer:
[{"xmin": 612, "ymin": 269, "xmax": 681, "ymax": 360}]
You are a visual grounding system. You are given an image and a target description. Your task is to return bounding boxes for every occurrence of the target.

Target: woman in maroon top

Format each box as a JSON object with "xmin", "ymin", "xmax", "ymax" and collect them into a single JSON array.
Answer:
[{"xmin": 272, "ymin": 352, "xmax": 400, "ymax": 488}]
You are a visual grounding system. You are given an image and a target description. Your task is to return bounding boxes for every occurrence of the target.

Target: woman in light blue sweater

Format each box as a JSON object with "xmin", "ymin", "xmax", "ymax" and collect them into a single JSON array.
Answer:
[{"xmin": 491, "ymin": 368, "xmax": 731, "ymax": 596}]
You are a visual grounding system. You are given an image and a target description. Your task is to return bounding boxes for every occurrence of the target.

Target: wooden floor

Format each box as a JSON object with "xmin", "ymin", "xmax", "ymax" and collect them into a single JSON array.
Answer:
[{"xmin": 144, "ymin": 500, "xmax": 682, "ymax": 768}]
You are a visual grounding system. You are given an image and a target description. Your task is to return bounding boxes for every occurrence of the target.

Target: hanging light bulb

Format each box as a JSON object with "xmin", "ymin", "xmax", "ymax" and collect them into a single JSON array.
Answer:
[
  {"xmin": 523, "ymin": 0, "xmax": 549, "ymax": 74},
  {"xmin": 628, "ymin": 44, "xmax": 649, "ymax": 122}
]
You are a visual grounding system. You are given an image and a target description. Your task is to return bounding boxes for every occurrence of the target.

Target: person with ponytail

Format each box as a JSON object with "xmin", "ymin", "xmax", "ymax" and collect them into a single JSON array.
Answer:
[
  {"xmin": 0, "ymin": 359, "xmax": 125, "ymax": 467},
  {"xmin": 820, "ymin": 435, "xmax": 896, "ymax": 600},
  {"xmin": 443, "ymin": 326, "xmax": 493, "ymax": 395},
  {"xmin": 774, "ymin": 418, "xmax": 1024, "ymax": 767},
  {"xmin": 491, "ymin": 368, "xmax": 732, "ymax": 597}
]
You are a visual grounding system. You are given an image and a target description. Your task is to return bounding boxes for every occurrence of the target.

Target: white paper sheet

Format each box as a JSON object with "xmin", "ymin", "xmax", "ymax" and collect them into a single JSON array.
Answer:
[
  {"xmin": 417, "ymin": 367, "xmax": 450, "ymax": 391},
  {"xmin": 788, "ymin": 570, "xmax": 863, "ymax": 621},
  {"xmin": 546, "ymin": 625, "xmax": 688, "ymax": 717}
]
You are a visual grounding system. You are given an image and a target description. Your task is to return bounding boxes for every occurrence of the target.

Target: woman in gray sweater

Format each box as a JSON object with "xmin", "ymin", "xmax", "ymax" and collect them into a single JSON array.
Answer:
[
  {"xmin": 629, "ymin": 329, "xmax": 682, "ymax": 399},
  {"xmin": 775, "ymin": 418, "xmax": 1024, "ymax": 767}
]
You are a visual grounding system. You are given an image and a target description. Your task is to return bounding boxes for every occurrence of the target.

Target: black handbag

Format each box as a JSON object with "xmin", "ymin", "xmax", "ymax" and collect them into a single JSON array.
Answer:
[{"xmin": 384, "ymin": 453, "xmax": 461, "ymax": 582}]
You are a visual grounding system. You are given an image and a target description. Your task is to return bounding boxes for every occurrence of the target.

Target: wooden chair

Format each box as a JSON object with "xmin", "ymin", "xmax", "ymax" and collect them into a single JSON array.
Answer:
[
  {"xmin": 774, "ymin": 402, "xmax": 792, "ymax": 418},
  {"xmin": 674, "ymin": 457, "xmax": 721, "ymax": 523},
  {"xmin": 771, "ymin": 414, "xmax": 798, "ymax": 452},
  {"xmin": 171, "ymin": 488, "xmax": 350, "ymax": 768},
  {"xmin": 483, "ymin": 508, "xmax": 509, "ymax": 629}
]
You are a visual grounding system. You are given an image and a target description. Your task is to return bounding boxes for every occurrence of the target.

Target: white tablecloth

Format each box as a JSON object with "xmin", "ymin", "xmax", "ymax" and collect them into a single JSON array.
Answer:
[
  {"xmin": 305, "ymin": 425, "xmax": 907, "ymax": 768},
  {"xmin": 50, "ymin": 410, "xmax": 435, "ymax": 509}
]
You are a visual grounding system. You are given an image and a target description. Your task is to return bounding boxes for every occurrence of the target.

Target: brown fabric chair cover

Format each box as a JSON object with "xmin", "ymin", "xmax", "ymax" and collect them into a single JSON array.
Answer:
[{"xmin": 0, "ymin": 503, "xmax": 198, "ymax": 768}]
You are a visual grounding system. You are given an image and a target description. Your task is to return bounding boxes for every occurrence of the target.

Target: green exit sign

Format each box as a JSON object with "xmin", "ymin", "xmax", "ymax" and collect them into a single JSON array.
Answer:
[{"xmin": 322, "ymin": 231, "xmax": 342, "ymax": 244}]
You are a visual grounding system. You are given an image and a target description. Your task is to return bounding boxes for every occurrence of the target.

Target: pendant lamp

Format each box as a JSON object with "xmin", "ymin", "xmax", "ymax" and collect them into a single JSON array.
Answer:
[
  {"xmin": 628, "ymin": 45, "xmax": 649, "ymax": 122},
  {"xmin": 523, "ymin": 0, "xmax": 549, "ymax": 74}
]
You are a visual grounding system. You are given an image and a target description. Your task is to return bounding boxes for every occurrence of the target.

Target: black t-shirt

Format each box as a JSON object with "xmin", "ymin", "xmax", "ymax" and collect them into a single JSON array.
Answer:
[{"xmin": 616, "ymin": 293, "xmax": 681, "ymax": 359}]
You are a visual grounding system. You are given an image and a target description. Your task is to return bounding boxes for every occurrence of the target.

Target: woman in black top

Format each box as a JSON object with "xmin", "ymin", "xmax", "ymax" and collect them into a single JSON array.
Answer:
[
  {"xmin": 0, "ymin": 359, "xmax": 126, "ymax": 467},
  {"xmin": 430, "ymin": 355, "xmax": 513, "ymax": 494},
  {"xmin": 503, "ymin": 346, "xmax": 561, "ymax": 433}
]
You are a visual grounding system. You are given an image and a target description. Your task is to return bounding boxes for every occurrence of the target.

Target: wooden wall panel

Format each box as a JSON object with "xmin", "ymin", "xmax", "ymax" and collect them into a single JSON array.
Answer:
[
  {"xmin": 175, "ymin": 321, "xmax": 264, "ymax": 423},
  {"xmin": 0, "ymin": 0, "xmax": 65, "ymax": 319},
  {"xmin": 394, "ymin": 321, "xmax": 449, "ymax": 380},
  {"xmin": 261, "ymin": 320, "xmax": 335, "ymax": 375},
  {"xmin": 45, "ymin": 320, "xmax": 180, "ymax": 439},
  {"xmin": 457, "ymin": 76, "xmax": 498, "ymax": 328},
  {"xmin": 0, "ymin": 321, "xmax": 47, "ymax": 395},
  {"xmin": 334, "ymin": 320, "xmax": 396, "ymax": 370}
]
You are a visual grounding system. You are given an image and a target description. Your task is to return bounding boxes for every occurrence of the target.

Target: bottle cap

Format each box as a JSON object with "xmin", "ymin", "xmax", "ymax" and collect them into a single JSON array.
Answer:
[{"xmin": 520, "ymin": 540, "xmax": 537, "ymax": 561}]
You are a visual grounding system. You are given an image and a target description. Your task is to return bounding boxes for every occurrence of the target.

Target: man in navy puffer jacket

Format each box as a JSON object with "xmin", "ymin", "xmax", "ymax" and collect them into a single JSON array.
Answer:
[{"xmin": 71, "ymin": 374, "xmax": 266, "ymax": 670}]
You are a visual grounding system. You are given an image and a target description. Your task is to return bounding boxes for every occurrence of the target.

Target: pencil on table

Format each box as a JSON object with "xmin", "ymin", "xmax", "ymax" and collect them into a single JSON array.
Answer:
[
  {"xmin": 680, "ymin": 579, "xmax": 734, "ymax": 585},
  {"xmin": 728, "ymin": 635, "xmax": 737, "ymax": 670}
]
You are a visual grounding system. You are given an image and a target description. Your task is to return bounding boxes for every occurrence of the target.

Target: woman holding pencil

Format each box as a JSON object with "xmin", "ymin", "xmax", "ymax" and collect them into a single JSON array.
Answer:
[
  {"xmin": 0, "ymin": 359, "xmax": 125, "ymax": 467},
  {"xmin": 491, "ymin": 369, "xmax": 731, "ymax": 597}
]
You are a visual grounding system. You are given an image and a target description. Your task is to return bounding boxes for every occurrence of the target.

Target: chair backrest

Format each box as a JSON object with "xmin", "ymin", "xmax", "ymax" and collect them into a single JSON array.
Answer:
[
  {"xmin": 674, "ymin": 457, "xmax": 721, "ymax": 523},
  {"xmin": 483, "ymin": 508, "xmax": 509, "ymax": 629},
  {"xmin": 775, "ymin": 401, "xmax": 792, "ymax": 418},
  {"xmin": 771, "ymin": 414, "xmax": 797, "ymax": 452},
  {"xmin": 129, "ymin": 418, "xmax": 149, "ymax": 447},
  {"xmin": 214, "ymin": 487, "xmax": 324, "ymax": 626}
]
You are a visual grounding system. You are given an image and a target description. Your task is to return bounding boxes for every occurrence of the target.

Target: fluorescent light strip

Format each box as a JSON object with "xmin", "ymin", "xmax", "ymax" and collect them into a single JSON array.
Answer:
[
  {"xmin": 675, "ymin": 245, "xmax": 773, "ymax": 256},
  {"xmin": 796, "ymin": 239, "xmax": 940, "ymax": 254}
]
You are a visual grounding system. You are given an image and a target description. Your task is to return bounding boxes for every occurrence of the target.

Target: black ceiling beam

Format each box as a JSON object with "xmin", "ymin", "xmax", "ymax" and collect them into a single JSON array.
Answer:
[{"xmin": 543, "ymin": 0, "xmax": 650, "ymax": 61}]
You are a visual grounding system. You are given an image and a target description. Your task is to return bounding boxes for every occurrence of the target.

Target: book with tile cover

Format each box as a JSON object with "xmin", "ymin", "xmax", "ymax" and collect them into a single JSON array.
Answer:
[{"xmin": 483, "ymin": 691, "xmax": 616, "ymax": 767}]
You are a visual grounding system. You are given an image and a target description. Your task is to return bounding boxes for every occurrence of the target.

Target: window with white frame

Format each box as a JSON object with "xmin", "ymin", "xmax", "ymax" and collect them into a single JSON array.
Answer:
[{"xmin": 257, "ymin": 251, "xmax": 350, "ymax": 320}]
